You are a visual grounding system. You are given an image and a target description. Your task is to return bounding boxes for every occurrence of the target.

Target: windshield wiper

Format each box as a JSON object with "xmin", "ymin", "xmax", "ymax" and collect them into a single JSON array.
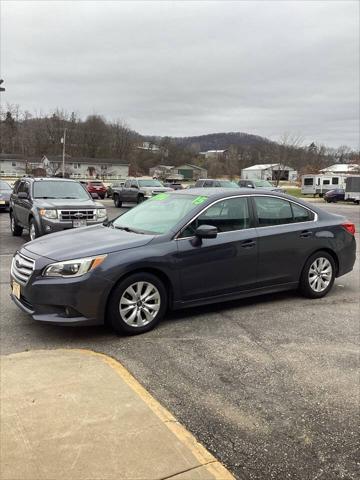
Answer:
[
  {"xmin": 34, "ymin": 196, "xmax": 57, "ymax": 199},
  {"xmin": 113, "ymin": 225, "xmax": 143, "ymax": 234}
]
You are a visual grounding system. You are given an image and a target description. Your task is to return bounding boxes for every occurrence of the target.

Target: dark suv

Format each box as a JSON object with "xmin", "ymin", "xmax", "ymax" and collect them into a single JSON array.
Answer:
[
  {"xmin": 194, "ymin": 179, "xmax": 239, "ymax": 188},
  {"xmin": 10, "ymin": 177, "xmax": 107, "ymax": 240}
]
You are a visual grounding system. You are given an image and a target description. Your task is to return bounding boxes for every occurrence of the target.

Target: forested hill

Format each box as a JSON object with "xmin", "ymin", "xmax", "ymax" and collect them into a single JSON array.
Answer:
[{"xmin": 144, "ymin": 132, "xmax": 273, "ymax": 151}]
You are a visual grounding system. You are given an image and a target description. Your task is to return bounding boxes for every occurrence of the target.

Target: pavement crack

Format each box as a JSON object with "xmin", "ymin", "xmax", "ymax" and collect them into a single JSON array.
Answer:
[{"xmin": 159, "ymin": 460, "xmax": 218, "ymax": 480}]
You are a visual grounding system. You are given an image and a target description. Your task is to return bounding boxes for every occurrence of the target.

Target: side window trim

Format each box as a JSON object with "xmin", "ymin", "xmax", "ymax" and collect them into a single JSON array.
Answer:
[{"xmin": 250, "ymin": 195, "xmax": 316, "ymax": 228}]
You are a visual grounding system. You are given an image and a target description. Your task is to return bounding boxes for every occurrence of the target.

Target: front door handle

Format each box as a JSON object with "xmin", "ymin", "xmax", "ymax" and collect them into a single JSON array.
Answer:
[
  {"xmin": 300, "ymin": 230, "xmax": 313, "ymax": 238},
  {"xmin": 241, "ymin": 239, "xmax": 256, "ymax": 248}
]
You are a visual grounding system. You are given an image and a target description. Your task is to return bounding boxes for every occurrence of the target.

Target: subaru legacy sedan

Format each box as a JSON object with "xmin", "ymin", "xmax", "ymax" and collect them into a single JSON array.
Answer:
[{"xmin": 10, "ymin": 189, "xmax": 356, "ymax": 335}]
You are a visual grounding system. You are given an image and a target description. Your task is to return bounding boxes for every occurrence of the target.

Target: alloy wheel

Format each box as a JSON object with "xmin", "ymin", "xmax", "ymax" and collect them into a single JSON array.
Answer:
[
  {"xmin": 308, "ymin": 257, "xmax": 332, "ymax": 293},
  {"xmin": 29, "ymin": 223, "xmax": 36, "ymax": 241},
  {"xmin": 119, "ymin": 281, "xmax": 160, "ymax": 327}
]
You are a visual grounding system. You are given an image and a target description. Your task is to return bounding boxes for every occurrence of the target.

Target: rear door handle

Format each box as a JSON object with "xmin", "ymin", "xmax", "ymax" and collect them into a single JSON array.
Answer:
[
  {"xmin": 300, "ymin": 230, "xmax": 313, "ymax": 238},
  {"xmin": 241, "ymin": 239, "xmax": 256, "ymax": 248}
]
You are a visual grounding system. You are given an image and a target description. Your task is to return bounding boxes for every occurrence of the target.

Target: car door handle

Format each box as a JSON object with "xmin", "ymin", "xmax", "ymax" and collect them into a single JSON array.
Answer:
[
  {"xmin": 241, "ymin": 239, "xmax": 256, "ymax": 248},
  {"xmin": 300, "ymin": 230, "xmax": 313, "ymax": 238}
]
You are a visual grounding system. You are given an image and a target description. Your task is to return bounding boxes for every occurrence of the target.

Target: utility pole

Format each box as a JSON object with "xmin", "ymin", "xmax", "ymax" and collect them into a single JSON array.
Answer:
[{"xmin": 61, "ymin": 128, "xmax": 67, "ymax": 177}]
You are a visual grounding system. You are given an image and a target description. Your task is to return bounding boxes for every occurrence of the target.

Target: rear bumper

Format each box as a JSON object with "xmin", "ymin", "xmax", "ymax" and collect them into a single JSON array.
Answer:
[{"xmin": 336, "ymin": 234, "xmax": 356, "ymax": 277}]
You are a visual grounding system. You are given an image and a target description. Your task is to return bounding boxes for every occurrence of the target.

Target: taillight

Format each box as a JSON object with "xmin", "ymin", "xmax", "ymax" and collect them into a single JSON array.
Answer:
[{"xmin": 342, "ymin": 222, "xmax": 356, "ymax": 235}]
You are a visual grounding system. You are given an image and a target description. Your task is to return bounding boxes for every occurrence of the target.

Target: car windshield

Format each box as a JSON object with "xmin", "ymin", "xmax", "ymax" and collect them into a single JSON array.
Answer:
[
  {"xmin": 0, "ymin": 181, "xmax": 12, "ymax": 190},
  {"xmin": 218, "ymin": 181, "xmax": 239, "ymax": 188},
  {"xmin": 33, "ymin": 181, "xmax": 91, "ymax": 199},
  {"xmin": 112, "ymin": 193, "xmax": 204, "ymax": 234},
  {"xmin": 138, "ymin": 180, "xmax": 163, "ymax": 187},
  {"xmin": 254, "ymin": 180, "xmax": 274, "ymax": 188}
]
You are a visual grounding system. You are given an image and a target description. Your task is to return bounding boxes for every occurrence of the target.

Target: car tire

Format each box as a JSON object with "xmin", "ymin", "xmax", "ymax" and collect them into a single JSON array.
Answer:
[
  {"xmin": 137, "ymin": 195, "xmax": 144, "ymax": 204},
  {"xmin": 10, "ymin": 213, "xmax": 23, "ymax": 236},
  {"xmin": 114, "ymin": 195, "xmax": 122, "ymax": 208},
  {"xmin": 29, "ymin": 218, "xmax": 41, "ymax": 241},
  {"xmin": 299, "ymin": 251, "xmax": 336, "ymax": 299},
  {"xmin": 108, "ymin": 272, "xmax": 167, "ymax": 335}
]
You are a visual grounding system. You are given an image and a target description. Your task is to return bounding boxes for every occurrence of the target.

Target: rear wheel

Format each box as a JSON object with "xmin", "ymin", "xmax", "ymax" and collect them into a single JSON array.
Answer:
[
  {"xmin": 137, "ymin": 195, "xmax": 144, "ymax": 204},
  {"xmin": 299, "ymin": 251, "xmax": 335, "ymax": 299},
  {"xmin": 108, "ymin": 273, "xmax": 167, "ymax": 335},
  {"xmin": 114, "ymin": 195, "xmax": 122, "ymax": 208},
  {"xmin": 10, "ymin": 213, "xmax": 23, "ymax": 236}
]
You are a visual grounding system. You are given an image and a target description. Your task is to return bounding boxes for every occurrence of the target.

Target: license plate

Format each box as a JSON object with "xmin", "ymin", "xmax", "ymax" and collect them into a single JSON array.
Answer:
[
  {"xmin": 12, "ymin": 281, "xmax": 20, "ymax": 299},
  {"xmin": 73, "ymin": 220, "xmax": 87, "ymax": 228},
  {"xmin": 0, "ymin": 200, "xmax": 5, "ymax": 205}
]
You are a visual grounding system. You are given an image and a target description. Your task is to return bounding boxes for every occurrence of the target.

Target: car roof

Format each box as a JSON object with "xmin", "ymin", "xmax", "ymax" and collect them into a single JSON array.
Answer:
[{"xmin": 20, "ymin": 177, "xmax": 79, "ymax": 183}]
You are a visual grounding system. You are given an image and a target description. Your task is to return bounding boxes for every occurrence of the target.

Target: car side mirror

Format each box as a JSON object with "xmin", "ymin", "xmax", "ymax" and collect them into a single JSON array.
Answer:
[
  {"xmin": 191, "ymin": 224, "xmax": 218, "ymax": 247},
  {"xmin": 18, "ymin": 192, "xmax": 28, "ymax": 199},
  {"xmin": 91, "ymin": 192, "xmax": 99, "ymax": 199}
]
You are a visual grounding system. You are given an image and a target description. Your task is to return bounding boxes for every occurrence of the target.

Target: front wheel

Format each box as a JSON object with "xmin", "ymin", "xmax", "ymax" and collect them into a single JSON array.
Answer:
[
  {"xmin": 114, "ymin": 195, "xmax": 122, "ymax": 208},
  {"xmin": 108, "ymin": 273, "xmax": 167, "ymax": 335},
  {"xmin": 29, "ymin": 218, "xmax": 41, "ymax": 241},
  {"xmin": 299, "ymin": 251, "xmax": 336, "ymax": 299}
]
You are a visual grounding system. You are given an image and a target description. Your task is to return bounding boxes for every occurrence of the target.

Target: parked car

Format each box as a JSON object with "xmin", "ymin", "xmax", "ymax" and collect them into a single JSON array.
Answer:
[
  {"xmin": 106, "ymin": 181, "xmax": 125, "ymax": 198},
  {"xmin": 82, "ymin": 180, "xmax": 107, "ymax": 199},
  {"xmin": 323, "ymin": 188, "xmax": 345, "ymax": 203},
  {"xmin": 10, "ymin": 189, "xmax": 355, "ymax": 335},
  {"xmin": 195, "ymin": 179, "xmax": 239, "ymax": 188},
  {"xmin": 238, "ymin": 179, "xmax": 284, "ymax": 193},
  {"xmin": 112, "ymin": 178, "xmax": 173, "ymax": 207},
  {"xmin": 345, "ymin": 176, "xmax": 360, "ymax": 204},
  {"xmin": 0, "ymin": 180, "xmax": 12, "ymax": 211},
  {"xmin": 9, "ymin": 177, "xmax": 107, "ymax": 240},
  {"xmin": 163, "ymin": 182, "xmax": 183, "ymax": 190}
]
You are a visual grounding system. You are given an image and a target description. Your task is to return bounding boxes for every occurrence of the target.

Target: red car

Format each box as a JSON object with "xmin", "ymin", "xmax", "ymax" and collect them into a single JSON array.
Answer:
[{"xmin": 81, "ymin": 180, "xmax": 107, "ymax": 199}]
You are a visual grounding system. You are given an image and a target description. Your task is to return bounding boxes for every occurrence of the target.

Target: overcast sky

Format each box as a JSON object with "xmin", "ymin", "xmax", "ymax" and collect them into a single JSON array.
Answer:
[{"xmin": 1, "ymin": 0, "xmax": 359, "ymax": 148}]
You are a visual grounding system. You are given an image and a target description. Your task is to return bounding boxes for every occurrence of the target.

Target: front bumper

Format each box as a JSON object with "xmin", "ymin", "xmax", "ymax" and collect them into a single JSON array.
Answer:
[
  {"xmin": 39, "ymin": 217, "xmax": 107, "ymax": 235},
  {"xmin": 10, "ymin": 250, "xmax": 114, "ymax": 326}
]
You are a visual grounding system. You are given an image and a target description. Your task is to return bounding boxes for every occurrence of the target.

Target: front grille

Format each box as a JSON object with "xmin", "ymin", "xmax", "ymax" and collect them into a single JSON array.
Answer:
[
  {"xmin": 59, "ymin": 210, "xmax": 96, "ymax": 221},
  {"xmin": 11, "ymin": 252, "xmax": 35, "ymax": 285}
]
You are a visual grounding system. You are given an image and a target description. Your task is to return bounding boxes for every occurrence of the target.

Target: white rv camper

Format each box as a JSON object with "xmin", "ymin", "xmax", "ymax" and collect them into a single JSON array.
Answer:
[
  {"xmin": 301, "ymin": 174, "xmax": 349, "ymax": 196},
  {"xmin": 345, "ymin": 176, "xmax": 360, "ymax": 204}
]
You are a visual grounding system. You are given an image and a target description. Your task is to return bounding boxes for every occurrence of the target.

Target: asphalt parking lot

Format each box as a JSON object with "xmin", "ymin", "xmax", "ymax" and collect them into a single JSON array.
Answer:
[{"xmin": 1, "ymin": 199, "xmax": 359, "ymax": 480}]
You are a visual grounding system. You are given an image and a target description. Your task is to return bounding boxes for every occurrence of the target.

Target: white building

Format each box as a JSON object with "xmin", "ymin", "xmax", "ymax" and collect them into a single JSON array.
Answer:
[
  {"xmin": 199, "ymin": 150, "xmax": 228, "ymax": 160},
  {"xmin": 241, "ymin": 163, "xmax": 297, "ymax": 182},
  {"xmin": 0, "ymin": 154, "xmax": 129, "ymax": 180},
  {"xmin": 319, "ymin": 163, "xmax": 360, "ymax": 175}
]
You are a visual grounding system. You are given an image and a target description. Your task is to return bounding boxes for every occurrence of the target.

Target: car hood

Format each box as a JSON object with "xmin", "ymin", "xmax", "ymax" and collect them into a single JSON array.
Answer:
[
  {"xmin": 0, "ymin": 191, "xmax": 11, "ymax": 200},
  {"xmin": 23, "ymin": 224, "xmax": 155, "ymax": 261},
  {"xmin": 33, "ymin": 198, "xmax": 102, "ymax": 209}
]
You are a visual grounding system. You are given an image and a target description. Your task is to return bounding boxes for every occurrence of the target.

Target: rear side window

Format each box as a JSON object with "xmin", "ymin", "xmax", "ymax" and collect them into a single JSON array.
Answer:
[
  {"xmin": 254, "ymin": 197, "xmax": 314, "ymax": 226},
  {"xmin": 254, "ymin": 197, "xmax": 293, "ymax": 226},
  {"xmin": 291, "ymin": 203, "xmax": 314, "ymax": 222}
]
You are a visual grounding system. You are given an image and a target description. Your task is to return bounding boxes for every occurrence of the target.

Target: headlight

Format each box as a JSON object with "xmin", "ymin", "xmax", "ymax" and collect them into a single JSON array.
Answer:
[
  {"xmin": 43, "ymin": 255, "xmax": 107, "ymax": 278},
  {"xmin": 96, "ymin": 208, "xmax": 107, "ymax": 219},
  {"xmin": 39, "ymin": 209, "xmax": 57, "ymax": 219},
  {"xmin": 144, "ymin": 190, "xmax": 152, "ymax": 197}
]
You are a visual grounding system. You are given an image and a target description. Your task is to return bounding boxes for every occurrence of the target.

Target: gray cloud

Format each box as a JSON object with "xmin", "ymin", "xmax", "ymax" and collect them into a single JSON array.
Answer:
[{"xmin": 1, "ymin": 0, "xmax": 359, "ymax": 147}]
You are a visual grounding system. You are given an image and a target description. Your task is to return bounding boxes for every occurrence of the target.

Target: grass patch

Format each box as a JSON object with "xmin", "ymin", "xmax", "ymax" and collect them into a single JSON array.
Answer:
[{"xmin": 283, "ymin": 187, "xmax": 302, "ymax": 198}]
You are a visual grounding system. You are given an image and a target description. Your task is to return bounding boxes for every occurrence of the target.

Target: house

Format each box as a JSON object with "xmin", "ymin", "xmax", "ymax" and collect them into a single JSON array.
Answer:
[
  {"xmin": 149, "ymin": 165, "xmax": 174, "ymax": 178},
  {"xmin": 199, "ymin": 150, "xmax": 228, "ymax": 160},
  {"xmin": 0, "ymin": 154, "xmax": 129, "ymax": 180},
  {"xmin": 137, "ymin": 142, "xmax": 161, "ymax": 153},
  {"xmin": 241, "ymin": 163, "xmax": 297, "ymax": 181},
  {"xmin": 319, "ymin": 163, "xmax": 360, "ymax": 175},
  {"xmin": 171, "ymin": 164, "xmax": 207, "ymax": 181}
]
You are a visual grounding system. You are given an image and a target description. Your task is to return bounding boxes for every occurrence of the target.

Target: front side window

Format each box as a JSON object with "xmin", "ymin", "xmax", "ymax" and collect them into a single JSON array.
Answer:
[
  {"xmin": 181, "ymin": 197, "xmax": 250, "ymax": 237},
  {"xmin": 124, "ymin": 180, "xmax": 131, "ymax": 188},
  {"xmin": 254, "ymin": 180, "xmax": 273, "ymax": 188},
  {"xmin": 203, "ymin": 180, "xmax": 214, "ymax": 187}
]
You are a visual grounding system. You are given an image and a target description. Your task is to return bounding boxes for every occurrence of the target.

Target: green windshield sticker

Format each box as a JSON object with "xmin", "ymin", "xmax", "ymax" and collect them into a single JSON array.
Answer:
[
  {"xmin": 150, "ymin": 193, "xmax": 169, "ymax": 201},
  {"xmin": 192, "ymin": 196, "xmax": 208, "ymax": 205}
]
